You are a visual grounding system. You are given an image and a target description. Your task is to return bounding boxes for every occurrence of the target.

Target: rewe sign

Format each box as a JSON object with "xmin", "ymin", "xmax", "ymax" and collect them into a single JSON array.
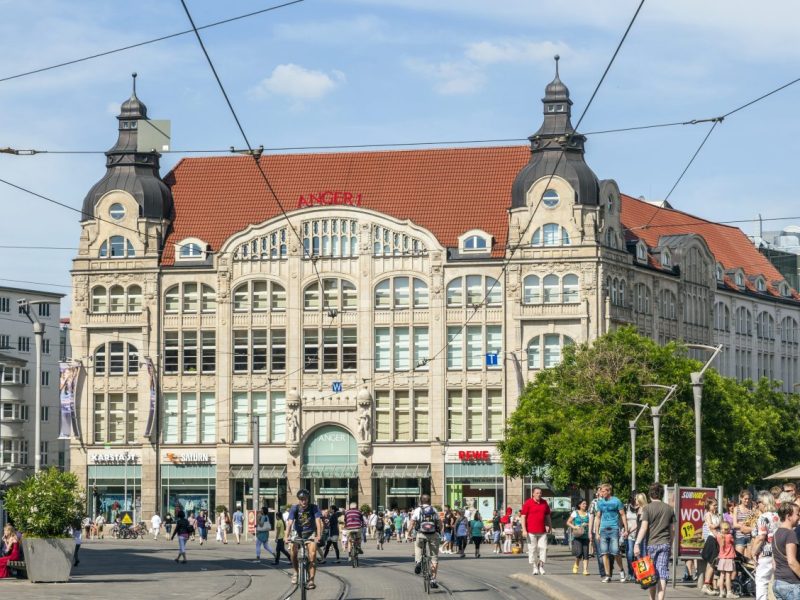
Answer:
[{"xmin": 458, "ymin": 450, "xmax": 491, "ymax": 462}]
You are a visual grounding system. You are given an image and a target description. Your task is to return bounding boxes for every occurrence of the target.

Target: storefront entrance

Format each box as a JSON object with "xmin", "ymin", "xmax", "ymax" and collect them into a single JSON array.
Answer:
[
  {"xmin": 88, "ymin": 464, "xmax": 142, "ymax": 523},
  {"xmin": 161, "ymin": 464, "xmax": 216, "ymax": 517},
  {"xmin": 300, "ymin": 425, "xmax": 358, "ymax": 508},
  {"xmin": 372, "ymin": 464, "xmax": 431, "ymax": 511},
  {"xmin": 445, "ymin": 462, "xmax": 504, "ymax": 518},
  {"xmin": 230, "ymin": 465, "xmax": 287, "ymax": 511}
]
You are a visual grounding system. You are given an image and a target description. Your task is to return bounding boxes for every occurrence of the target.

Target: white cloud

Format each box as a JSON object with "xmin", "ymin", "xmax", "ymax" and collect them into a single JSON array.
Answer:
[
  {"xmin": 404, "ymin": 59, "xmax": 485, "ymax": 95},
  {"xmin": 465, "ymin": 40, "xmax": 570, "ymax": 65},
  {"xmin": 250, "ymin": 64, "xmax": 345, "ymax": 100}
]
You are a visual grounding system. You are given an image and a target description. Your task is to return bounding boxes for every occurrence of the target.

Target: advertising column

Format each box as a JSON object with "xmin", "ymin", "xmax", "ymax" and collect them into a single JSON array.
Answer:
[{"xmin": 671, "ymin": 485, "xmax": 723, "ymax": 587}]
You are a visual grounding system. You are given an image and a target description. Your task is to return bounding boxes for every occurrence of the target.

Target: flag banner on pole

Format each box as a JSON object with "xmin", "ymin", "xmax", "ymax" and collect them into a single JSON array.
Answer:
[
  {"xmin": 58, "ymin": 362, "xmax": 81, "ymax": 439},
  {"xmin": 144, "ymin": 357, "xmax": 158, "ymax": 439}
]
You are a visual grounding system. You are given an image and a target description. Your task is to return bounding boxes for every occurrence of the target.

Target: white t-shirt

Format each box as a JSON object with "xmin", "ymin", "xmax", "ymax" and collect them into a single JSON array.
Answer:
[
  {"xmin": 369, "ymin": 513, "xmax": 378, "ymax": 527},
  {"xmin": 151, "ymin": 515, "xmax": 162, "ymax": 529}
]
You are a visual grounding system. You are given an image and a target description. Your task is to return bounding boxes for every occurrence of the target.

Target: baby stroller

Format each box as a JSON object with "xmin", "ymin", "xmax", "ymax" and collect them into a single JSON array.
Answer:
[{"xmin": 732, "ymin": 551, "xmax": 756, "ymax": 597}]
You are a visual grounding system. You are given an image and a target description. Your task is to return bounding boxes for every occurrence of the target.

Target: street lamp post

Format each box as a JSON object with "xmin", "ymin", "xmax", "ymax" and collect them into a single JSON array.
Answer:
[
  {"xmin": 625, "ymin": 384, "xmax": 678, "ymax": 484},
  {"xmin": 685, "ymin": 344, "xmax": 722, "ymax": 488},
  {"xmin": 18, "ymin": 299, "xmax": 47, "ymax": 473},
  {"xmin": 622, "ymin": 404, "xmax": 649, "ymax": 493}
]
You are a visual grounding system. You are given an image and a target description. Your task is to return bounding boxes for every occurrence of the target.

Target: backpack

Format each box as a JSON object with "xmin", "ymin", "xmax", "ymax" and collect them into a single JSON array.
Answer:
[
  {"xmin": 376, "ymin": 518, "xmax": 385, "ymax": 531},
  {"xmin": 418, "ymin": 506, "xmax": 438, "ymax": 534}
]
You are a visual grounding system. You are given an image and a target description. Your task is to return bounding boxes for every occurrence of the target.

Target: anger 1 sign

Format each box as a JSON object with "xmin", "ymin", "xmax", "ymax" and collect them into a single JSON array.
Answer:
[{"xmin": 297, "ymin": 191, "xmax": 363, "ymax": 208}]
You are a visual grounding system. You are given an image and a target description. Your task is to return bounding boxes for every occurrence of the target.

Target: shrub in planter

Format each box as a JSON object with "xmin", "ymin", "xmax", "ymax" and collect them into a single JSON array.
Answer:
[{"xmin": 4, "ymin": 467, "xmax": 85, "ymax": 582}]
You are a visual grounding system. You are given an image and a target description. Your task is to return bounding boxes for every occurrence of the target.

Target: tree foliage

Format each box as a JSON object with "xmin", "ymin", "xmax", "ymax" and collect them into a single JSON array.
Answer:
[
  {"xmin": 498, "ymin": 327, "xmax": 800, "ymax": 499},
  {"xmin": 5, "ymin": 467, "xmax": 85, "ymax": 538}
]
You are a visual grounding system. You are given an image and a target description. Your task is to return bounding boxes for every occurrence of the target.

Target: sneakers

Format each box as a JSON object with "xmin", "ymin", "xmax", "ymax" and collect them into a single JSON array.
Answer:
[
  {"xmin": 701, "ymin": 584, "xmax": 717, "ymax": 596},
  {"xmin": 583, "ymin": 569, "xmax": 590, "ymax": 576},
  {"xmin": 602, "ymin": 576, "xmax": 611, "ymax": 583},
  {"xmin": 532, "ymin": 564, "xmax": 540, "ymax": 575},
  {"xmin": 539, "ymin": 564, "xmax": 546, "ymax": 575},
  {"xmin": 619, "ymin": 571, "xmax": 626, "ymax": 582},
  {"xmin": 414, "ymin": 562, "xmax": 422, "ymax": 575},
  {"xmin": 291, "ymin": 573, "xmax": 298, "ymax": 585},
  {"xmin": 572, "ymin": 564, "xmax": 579, "ymax": 574},
  {"xmin": 726, "ymin": 594, "xmax": 740, "ymax": 599},
  {"xmin": 430, "ymin": 580, "xmax": 439, "ymax": 589}
]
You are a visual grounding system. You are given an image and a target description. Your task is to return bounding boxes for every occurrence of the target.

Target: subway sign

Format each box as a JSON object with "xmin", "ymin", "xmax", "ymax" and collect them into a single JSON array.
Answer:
[{"xmin": 458, "ymin": 450, "xmax": 491, "ymax": 462}]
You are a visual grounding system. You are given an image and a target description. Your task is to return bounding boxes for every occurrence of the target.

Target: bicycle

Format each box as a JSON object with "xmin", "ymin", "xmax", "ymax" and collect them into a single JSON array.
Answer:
[
  {"xmin": 291, "ymin": 536, "xmax": 315, "ymax": 600},
  {"xmin": 348, "ymin": 531, "xmax": 360, "ymax": 568},
  {"xmin": 420, "ymin": 537, "xmax": 432, "ymax": 594}
]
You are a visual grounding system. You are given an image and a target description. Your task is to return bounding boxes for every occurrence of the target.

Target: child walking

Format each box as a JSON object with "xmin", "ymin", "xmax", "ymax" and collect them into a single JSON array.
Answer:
[{"xmin": 715, "ymin": 522, "xmax": 739, "ymax": 598}]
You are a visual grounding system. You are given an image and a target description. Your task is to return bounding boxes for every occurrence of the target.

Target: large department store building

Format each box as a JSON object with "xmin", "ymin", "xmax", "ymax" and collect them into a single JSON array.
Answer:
[{"xmin": 70, "ymin": 69, "xmax": 800, "ymax": 520}]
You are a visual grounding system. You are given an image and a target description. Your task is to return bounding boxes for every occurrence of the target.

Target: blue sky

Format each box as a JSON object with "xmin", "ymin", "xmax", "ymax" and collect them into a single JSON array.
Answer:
[{"xmin": 1, "ymin": 0, "xmax": 799, "ymax": 311}]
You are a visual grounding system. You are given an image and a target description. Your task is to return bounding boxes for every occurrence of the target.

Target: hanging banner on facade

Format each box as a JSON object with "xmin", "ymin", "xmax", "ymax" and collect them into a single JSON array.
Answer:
[
  {"xmin": 144, "ymin": 357, "xmax": 158, "ymax": 439},
  {"xmin": 58, "ymin": 362, "xmax": 81, "ymax": 439}
]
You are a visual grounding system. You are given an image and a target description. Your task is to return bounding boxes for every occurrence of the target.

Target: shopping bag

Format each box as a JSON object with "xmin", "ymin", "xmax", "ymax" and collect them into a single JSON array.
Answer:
[{"xmin": 632, "ymin": 555, "xmax": 659, "ymax": 589}]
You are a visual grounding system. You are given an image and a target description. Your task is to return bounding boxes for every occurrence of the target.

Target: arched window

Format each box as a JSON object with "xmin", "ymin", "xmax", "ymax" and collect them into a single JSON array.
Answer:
[
  {"xmin": 99, "ymin": 235, "xmax": 135, "ymax": 258},
  {"xmin": 634, "ymin": 284, "xmax": 652, "ymax": 314},
  {"xmin": 91, "ymin": 286, "xmax": 108, "ymax": 313},
  {"xmin": 611, "ymin": 277, "xmax": 619, "ymax": 306},
  {"xmin": 756, "ymin": 312, "xmax": 775, "ymax": 340},
  {"xmin": 446, "ymin": 278, "xmax": 463, "ymax": 307},
  {"xmin": 756, "ymin": 278, "xmax": 766, "ymax": 292},
  {"xmin": 201, "ymin": 284, "xmax": 217, "ymax": 312},
  {"xmin": 233, "ymin": 281, "xmax": 285, "ymax": 312},
  {"xmin": 716, "ymin": 264, "xmax": 723, "ymax": 282},
  {"xmin": 618, "ymin": 279, "xmax": 626, "ymax": 308},
  {"xmin": 446, "ymin": 275, "xmax": 501, "ymax": 307},
  {"xmin": 735, "ymin": 271, "xmax": 744, "ymax": 287},
  {"xmin": 735, "ymin": 307, "xmax": 752, "ymax": 335},
  {"xmin": 463, "ymin": 235, "xmax": 488, "ymax": 250},
  {"xmin": 543, "ymin": 275, "xmax": 559, "ymax": 303},
  {"xmin": 94, "ymin": 344, "xmax": 106, "ymax": 375},
  {"xmin": 605, "ymin": 228, "xmax": 617, "ymax": 249},
  {"xmin": 109, "ymin": 285, "xmax": 125, "ymax": 313},
  {"xmin": 781, "ymin": 316, "xmax": 799, "ymax": 344},
  {"xmin": 93, "ymin": 342, "xmax": 139, "ymax": 375},
  {"xmin": 661, "ymin": 249, "xmax": 671, "ymax": 267},
  {"xmin": 527, "ymin": 334, "xmax": 574, "ymax": 370},
  {"xmin": 182, "ymin": 283, "xmax": 198, "ymax": 313},
  {"xmin": 303, "ymin": 218, "xmax": 359, "ymax": 258},
  {"xmin": 179, "ymin": 243, "xmax": 203, "ymax": 258},
  {"xmin": 303, "ymin": 278, "xmax": 357, "ymax": 311},
  {"xmin": 523, "ymin": 275, "xmax": 541, "ymax": 304},
  {"xmin": 636, "ymin": 243, "xmax": 647, "ymax": 261},
  {"xmin": 375, "ymin": 277, "xmax": 429, "ymax": 309},
  {"xmin": 713, "ymin": 303, "xmax": 729, "ymax": 331},
  {"xmin": 165, "ymin": 285, "xmax": 179, "ymax": 313},
  {"xmin": 659, "ymin": 290, "xmax": 677, "ymax": 320},
  {"xmin": 127, "ymin": 285, "xmax": 142, "ymax": 313},
  {"xmin": 562, "ymin": 274, "xmax": 579, "ymax": 303},
  {"xmin": 532, "ymin": 224, "xmax": 570, "ymax": 247}
]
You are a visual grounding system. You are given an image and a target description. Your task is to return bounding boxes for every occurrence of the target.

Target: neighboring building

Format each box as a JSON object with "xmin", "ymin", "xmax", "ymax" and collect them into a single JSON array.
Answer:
[
  {"xmin": 0, "ymin": 286, "xmax": 67, "ymax": 486},
  {"xmin": 69, "ymin": 68, "xmax": 800, "ymax": 518},
  {"xmin": 756, "ymin": 226, "xmax": 800, "ymax": 290}
]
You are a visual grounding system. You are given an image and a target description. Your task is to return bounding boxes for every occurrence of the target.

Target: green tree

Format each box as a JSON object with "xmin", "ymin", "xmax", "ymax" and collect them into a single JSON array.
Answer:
[
  {"xmin": 4, "ymin": 467, "xmax": 85, "ymax": 537},
  {"xmin": 499, "ymin": 327, "xmax": 800, "ymax": 499}
]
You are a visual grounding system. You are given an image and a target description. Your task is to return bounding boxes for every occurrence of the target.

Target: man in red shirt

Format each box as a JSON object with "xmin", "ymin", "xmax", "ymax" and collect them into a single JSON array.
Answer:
[{"xmin": 520, "ymin": 487, "xmax": 552, "ymax": 575}]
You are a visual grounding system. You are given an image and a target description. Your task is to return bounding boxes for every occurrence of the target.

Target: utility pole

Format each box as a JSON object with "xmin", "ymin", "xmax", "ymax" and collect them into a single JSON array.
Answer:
[
  {"xmin": 686, "ymin": 344, "xmax": 723, "ymax": 487},
  {"xmin": 19, "ymin": 300, "xmax": 46, "ymax": 473},
  {"xmin": 252, "ymin": 416, "xmax": 260, "ymax": 515},
  {"xmin": 622, "ymin": 404, "xmax": 649, "ymax": 493}
]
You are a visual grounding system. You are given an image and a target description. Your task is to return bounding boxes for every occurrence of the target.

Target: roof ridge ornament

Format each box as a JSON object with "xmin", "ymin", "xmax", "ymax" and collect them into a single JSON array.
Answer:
[
  {"xmin": 132, "ymin": 72, "xmax": 137, "ymax": 96},
  {"xmin": 554, "ymin": 54, "xmax": 560, "ymax": 78}
]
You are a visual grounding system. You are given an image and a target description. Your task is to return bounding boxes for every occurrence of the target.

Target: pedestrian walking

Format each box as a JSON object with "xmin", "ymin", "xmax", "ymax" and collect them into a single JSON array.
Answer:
[
  {"xmin": 323, "ymin": 505, "xmax": 341, "ymax": 562},
  {"xmin": 151, "ymin": 512, "xmax": 162, "ymax": 540},
  {"xmin": 170, "ymin": 510, "xmax": 193, "ymax": 564},
  {"xmin": 701, "ymin": 497, "xmax": 722, "ymax": 596},
  {"xmin": 594, "ymin": 483, "xmax": 627, "ymax": 583},
  {"xmin": 375, "ymin": 511, "xmax": 385, "ymax": 549},
  {"xmin": 469, "ymin": 511, "xmax": 485, "ymax": 557},
  {"xmin": 188, "ymin": 512, "xmax": 197, "ymax": 541},
  {"xmin": 196, "ymin": 511, "xmax": 208, "ymax": 546},
  {"xmin": 442, "ymin": 507, "xmax": 454, "ymax": 554},
  {"xmin": 625, "ymin": 494, "xmax": 647, "ymax": 582},
  {"xmin": 273, "ymin": 511, "xmax": 291, "ymax": 566},
  {"xmin": 634, "ymin": 482, "xmax": 675, "ymax": 600},
  {"xmin": 163, "ymin": 512, "xmax": 173, "ymax": 537},
  {"xmin": 368, "ymin": 510, "xmax": 378, "ymax": 540},
  {"xmin": 491, "ymin": 510, "xmax": 502, "ymax": 554},
  {"xmin": 752, "ymin": 491, "xmax": 779, "ymax": 600},
  {"xmin": 254, "ymin": 506, "xmax": 275, "ymax": 562},
  {"xmin": 72, "ymin": 519, "xmax": 83, "ymax": 566},
  {"xmin": 502, "ymin": 507, "xmax": 514, "ymax": 554},
  {"xmin": 715, "ymin": 522, "xmax": 738, "ymax": 598},
  {"xmin": 771, "ymin": 501, "xmax": 800, "ymax": 600},
  {"xmin": 455, "ymin": 510, "xmax": 469, "ymax": 557},
  {"xmin": 217, "ymin": 509, "xmax": 229, "ymax": 544},
  {"xmin": 520, "ymin": 487, "xmax": 552, "ymax": 575},
  {"xmin": 233, "ymin": 506, "xmax": 244, "ymax": 544},
  {"xmin": 394, "ymin": 512, "xmax": 405, "ymax": 544},
  {"xmin": 567, "ymin": 499, "xmax": 591, "ymax": 575},
  {"xmin": 95, "ymin": 513, "xmax": 106, "ymax": 539}
]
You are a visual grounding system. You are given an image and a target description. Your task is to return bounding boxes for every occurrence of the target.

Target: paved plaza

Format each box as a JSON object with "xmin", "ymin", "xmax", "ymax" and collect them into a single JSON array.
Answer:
[{"xmin": 0, "ymin": 535, "xmax": 723, "ymax": 600}]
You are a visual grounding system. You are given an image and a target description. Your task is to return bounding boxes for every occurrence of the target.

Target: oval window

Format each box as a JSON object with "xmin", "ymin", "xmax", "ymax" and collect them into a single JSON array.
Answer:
[
  {"xmin": 542, "ymin": 189, "xmax": 559, "ymax": 208},
  {"xmin": 109, "ymin": 203, "xmax": 126, "ymax": 220}
]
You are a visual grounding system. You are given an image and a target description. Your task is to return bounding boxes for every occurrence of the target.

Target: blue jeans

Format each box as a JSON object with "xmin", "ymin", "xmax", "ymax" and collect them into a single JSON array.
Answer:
[
  {"xmin": 775, "ymin": 580, "xmax": 800, "ymax": 600},
  {"xmin": 598, "ymin": 527, "xmax": 620, "ymax": 556},
  {"xmin": 626, "ymin": 539, "xmax": 636, "ymax": 576}
]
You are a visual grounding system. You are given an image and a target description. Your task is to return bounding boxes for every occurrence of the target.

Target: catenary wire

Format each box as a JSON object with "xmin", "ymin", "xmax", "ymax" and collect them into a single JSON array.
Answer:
[{"xmin": 0, "ymin": 0, "xmax": 305, "ymax": 84}]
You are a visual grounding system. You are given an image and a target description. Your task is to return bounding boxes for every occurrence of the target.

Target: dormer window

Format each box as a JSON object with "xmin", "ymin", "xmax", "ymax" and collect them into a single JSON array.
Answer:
[
  {"xmin": 547, "ymin": 104, "xmax": 556, "ymax": 113},
  {"xmin": 463, "ymin": 235, "xmax": 488, "ymax": 251},
  {"xmin": 636, "ymin": 242, "xmax": 647, "ymax": 261},
  {"xmin": 661, "ymin": 249, "xmax": 671, "ymax": 267},
  {"xmin": 735, "ymin": 271, "xmax": 744, "ymax": 287},
  {"xmin": 176, "ymin": 238, "xmax": 209, "ymax": 261},
  {"xmin": 180, "ymin": 243, "xmax": 203, "ymax": 258},
  {"xmin": 715, "ymin": 263, "xmax": 723, "ymax": 282},
  {"xmin": 542, "ymin": 189, "xmax": 560, "ymax": 209},
  {"xmin": 756, "ymin": 277, "xmax": 766, "ymax": 292},
  {"xmin": 781, "ymin": 283, "xmax": 791, "ymax": 297},
  {"xmin": 459, "ymin": 230, "xmax": 492, "ymax": 253},
  {"xmin": 556, "ymin": 104, "xmax": 564, "ymax": 112}
]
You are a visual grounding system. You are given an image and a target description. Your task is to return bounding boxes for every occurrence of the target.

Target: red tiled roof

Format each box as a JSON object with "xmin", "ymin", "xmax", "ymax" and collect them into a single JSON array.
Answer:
[
  {"xmin": 619, "ymin": 194, "xmax": 785, "ymax": 285},
  {"xmin": 162, "ymin": 146, "xmax": 531, "ymax": 265},
  {"xmin": 162, "ymin": 146, "xmax": 790, "ymax": 298}
]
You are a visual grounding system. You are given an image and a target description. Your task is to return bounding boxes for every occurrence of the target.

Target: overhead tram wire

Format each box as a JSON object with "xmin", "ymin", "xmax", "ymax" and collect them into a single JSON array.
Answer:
[
  {"xmin": 178, "ymin": 0, "xmax": 326, "ymax": 294},
  {"xmin": 310, "ymin": 0, "xmax": 649, "ymax": 403},
  {"xmin": 0, "ymin": 0, "xmax": 305, "ymax": 84}
]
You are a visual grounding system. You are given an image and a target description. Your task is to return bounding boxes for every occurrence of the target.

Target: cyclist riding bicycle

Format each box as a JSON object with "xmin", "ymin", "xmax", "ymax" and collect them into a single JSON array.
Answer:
[
  {"xmin": 408, "ymin": 493, "xmax": 442, "ymax": 589},
  {"xmin": 284, "ymin": 489, "xmax": 323, "ymax": 590},
  {"xmin": 343, "ymin": 502, "xmax": 365, "ymax": 557}
]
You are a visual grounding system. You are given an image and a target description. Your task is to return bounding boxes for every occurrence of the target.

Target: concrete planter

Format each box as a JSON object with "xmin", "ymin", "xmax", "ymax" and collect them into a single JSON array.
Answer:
[{"xmin": 21, "ymin": 537, "xmax": 75, "ymax": 582}]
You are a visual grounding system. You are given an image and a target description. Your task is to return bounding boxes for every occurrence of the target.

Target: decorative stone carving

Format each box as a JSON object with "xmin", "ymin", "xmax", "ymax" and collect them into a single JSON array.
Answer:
[
  {"xmin": 356, "ymin": 387, "xmax": 373, "ymax": 455},
  {"xmin": 286, "ymin": 388, "xmax": 301, "ymax": 456}
]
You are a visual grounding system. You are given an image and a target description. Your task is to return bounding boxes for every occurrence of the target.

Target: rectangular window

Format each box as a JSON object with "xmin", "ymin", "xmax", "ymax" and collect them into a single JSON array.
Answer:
[
  {"xmin": 109, "ymin": 341, "xmax": 125, "ymax": 374},
  {"xmin": 108, "ymin": 393, "xmax": 125, "ymax": 443},
  {"xmin": 272, "ymin": 285, "xmax": 286, "ymax": 311},
  {"xmin": 394, "ymin": 327, "xmax": 410, "ymax": 371},
  {"xmin": 127, "ymin": 393, "xmax": 137, "ymax": 442},
  {"xmin": 0, "ymin": 335, "xmax": 8, "ymax": 349},
  {"xmin": 200, "ymin": 392, "xmax": 215, "ymax": 444},
  {"xmin": 40, "ymin": 370, "xmax": 49, "ymax": 386},
  {"xmin": 18, "ymin": 336, "xmax": 30, "ymax": 352},
  {"xmin": 414, "ymin": 327, "xmax": 429, "ymax": 370},
  {"xmin": 164, "ymin": 332, "xmax": 179, "ymax": 374},
  {"xmin": 486, "ymin": 325, "xmax": 502, "ymax": 369},
  {"xmin": 447, "ymin": 327, "xmax": 463, "ymax": 370},
  {"xmin": 342, "ymin": 328, "xmax": 357, "ymax": 371},
  {"xmin": 253, "ymin": 392, "xmax": 268, "ymax": 442},
  {"xmin": 93, "ymin": 393, "xmax": 106, "ymax": 443},
  {"xmin": 182, "ymin": 331, "xmax": 198, "ymax": 373},
  {"xmin": 414, "ymin": 390, "xmax": 429, "ymax": 441},
  {"xmin": 466, "ymin": 275, "xmax": 482, "ymax": 306},
  {"xmin": 40, "ymin": 441, "xmax": 48, "ymax": 466},
  {"xmin": 42, "ymin": 339, "xmax": 50, "ymax": 354},
  {"xmin": 466, "ymin": 325, "xmax": 483, "ymax": 369},
  {"xmin": 323, "ymin": 328, "xmax": 338, "ymax": 371},
  {"xmin": 272, "ymin": 329, "xmax": 286, "ymax": 372},
  {"xmin": 394, "ymin": 278, "xmax": 410, "ymax": 309},
  {"xmin": 201, "ymin": 286, "xmax": 216, "ymax": 312},
  {"xmin": 488, "ymin": 389, "xmax": 503, "ymax": 440},
  {"xmin": 38, "ymin": 303, "xmax": 50, "ymax": 317},
  {"xmin": 252, "ymin": 281, "xmax": 269, "ymax": 311},
  {"xmin": 467, "ymin": 389, "xmax": 483, "ymax": 440},
  {"xmin": 181, "ymin": 393, "xmax": 197, "ymax": 443},
  {"xmin": 201, "ymin": 331, "xmax": 216, "ymax": 373},
  {"xmin": 271, "ymin": 391, "xmax": 286, "ymax": 443},
  {"xmin": 41, "ymin": 406, "xmax": 49, "ymax": 422},
  {"xmin": 22, "ymin": 369, "xmax": 29, "ymax": 385},
  {"xmin": 233, "ymin": 330, "xmax": 249, "ymax": 373},
  {"xmin": 304, "ymin": 329, "xmax": 319, "ymax": 371},
  {"xmin": 447, "ymin": 390, "xmax": 464, "ymax": 440},
  {"xmin": 182, "ymin": 283, "xmax": 198, "ymax": 313},
  {"xmin": 375, "ymin": 390, "xmax": 391, "ymax": 442},
  {"xmin": 413, "ymin": 279, "xmax": 429, "ymax": 308},
  {"xmin": 374, "ymin": 328, "xmax": 390, "ymax": 371},
  {"xmin": 233, "ymin": 393, "xmax": 250, "ymax": 443},
  {"xmin": 0, "ymin": 297, "xmax": 8, "ymax": 312},
  {"xmin": 395, "ymin": 390, "xmax": 411, "ymax": 441},
  {"xmin": 252, "ymin": 329, "xmax": 268, "ymax": 372},
  {"xmin": 163, "ymin": 393, "xmax": 178, "ymax": 443}
]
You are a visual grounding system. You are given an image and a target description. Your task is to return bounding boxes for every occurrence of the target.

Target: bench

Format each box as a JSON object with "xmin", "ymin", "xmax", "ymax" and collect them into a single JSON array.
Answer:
[{"xmin": 8, "ymin": 560, "xmax": 26, "ymax": 579}]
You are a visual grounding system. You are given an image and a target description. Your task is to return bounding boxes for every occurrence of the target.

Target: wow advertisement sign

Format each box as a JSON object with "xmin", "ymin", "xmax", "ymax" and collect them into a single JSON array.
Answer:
[{"xmin": 676, "ymin": 487, "xmax": 720, "ymax": 557}]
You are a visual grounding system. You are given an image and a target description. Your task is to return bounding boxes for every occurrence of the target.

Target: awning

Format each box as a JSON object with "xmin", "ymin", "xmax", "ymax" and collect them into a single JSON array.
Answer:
[
  {"xmin": 229, "ymin": 465, "xmax": 287, "ymax": 479},
  {"xmin": 300, "ymin": 464, "xmax": 358, "ymax": 478},
  {"xmin": 765, "ymin": 464, "xmax": 800, "ymax": 480},
  {"xmin": 445, "ymin": 462, "xmax": 503, "ymax": 478},
  {"xmin": 372, "ymin": 464, "xmax": 431, "ymax": 478}
]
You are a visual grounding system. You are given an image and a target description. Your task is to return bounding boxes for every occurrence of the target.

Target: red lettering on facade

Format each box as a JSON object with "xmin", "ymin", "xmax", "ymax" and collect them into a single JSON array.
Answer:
[
  {"xmin": 457, "ymin": 450, "xmax": 491, "ymax": 462},
  {"xmin": 296, "ymin": 191, "xmax": 364, "ymax": 208}
]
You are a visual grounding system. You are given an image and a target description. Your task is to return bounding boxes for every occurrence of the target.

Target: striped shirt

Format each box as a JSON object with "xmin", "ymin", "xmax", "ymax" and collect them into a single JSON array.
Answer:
[{"xmin": 344, "ymin": 509, "xmax": 364, "ymax": 530}]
